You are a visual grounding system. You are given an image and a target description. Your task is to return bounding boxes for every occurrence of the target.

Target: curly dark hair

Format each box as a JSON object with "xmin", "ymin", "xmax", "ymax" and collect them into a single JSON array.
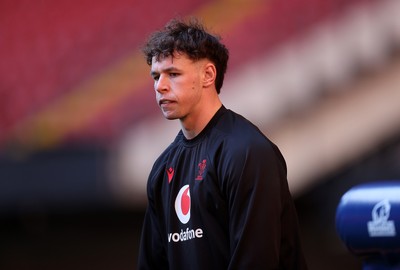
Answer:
[{"xmin": 142, "ymin": 18, "xmax": 229, "ymax": 94}]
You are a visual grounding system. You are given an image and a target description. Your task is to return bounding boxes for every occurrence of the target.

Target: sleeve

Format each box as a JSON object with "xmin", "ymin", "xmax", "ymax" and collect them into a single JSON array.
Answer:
[
  {"xmin": 219, "ymin": 138, "xmax": 307, "ymax": 269},
  {"xmin": 137, "ymin": 179, "xmax": 169, "ymax": 269}
]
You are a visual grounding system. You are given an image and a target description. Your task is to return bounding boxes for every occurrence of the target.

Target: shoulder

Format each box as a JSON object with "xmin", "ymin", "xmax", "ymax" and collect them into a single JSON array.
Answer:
[
  {"xmin": 216, "ymin": 109, "xmax": 268, "ymax": 148},
  {"xmin": 214, "ymin": 109, "xmax": 286, "ymax": 166}
]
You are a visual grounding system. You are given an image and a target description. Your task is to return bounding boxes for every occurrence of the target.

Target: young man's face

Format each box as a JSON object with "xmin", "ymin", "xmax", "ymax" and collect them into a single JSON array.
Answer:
[{"xmin": 150, "ymin": 53, "xmax": 206, "ymax": 122}]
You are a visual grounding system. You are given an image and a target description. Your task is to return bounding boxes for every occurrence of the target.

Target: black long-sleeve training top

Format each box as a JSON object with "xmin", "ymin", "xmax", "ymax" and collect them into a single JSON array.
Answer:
[{"xmin": 138, "ymin": 106, "xmax": 307, "ymax": 270}]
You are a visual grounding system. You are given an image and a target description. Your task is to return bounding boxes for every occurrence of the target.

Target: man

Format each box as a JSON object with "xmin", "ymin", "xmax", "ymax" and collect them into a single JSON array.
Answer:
[{"xmin": 138, "ymin": 18, "xmax": 308, "ymax": 269}]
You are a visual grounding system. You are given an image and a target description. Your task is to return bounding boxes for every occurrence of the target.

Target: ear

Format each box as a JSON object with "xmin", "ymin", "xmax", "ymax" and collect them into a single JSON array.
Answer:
[{"xmin": 203, "ymin": 63, "xmax": 216, "ymax": 88}]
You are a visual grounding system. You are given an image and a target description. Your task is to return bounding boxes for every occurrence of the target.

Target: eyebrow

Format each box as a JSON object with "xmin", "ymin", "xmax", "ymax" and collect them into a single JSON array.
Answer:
[{"xmin": 150, "ymin": 66, "xmax": 181, "ymax": 77}]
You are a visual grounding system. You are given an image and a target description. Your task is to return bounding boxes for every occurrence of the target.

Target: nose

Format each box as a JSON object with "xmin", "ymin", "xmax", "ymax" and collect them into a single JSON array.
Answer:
[{"xmin": 155, "ymin": 74, "xmax": 168, "ymax": 93}]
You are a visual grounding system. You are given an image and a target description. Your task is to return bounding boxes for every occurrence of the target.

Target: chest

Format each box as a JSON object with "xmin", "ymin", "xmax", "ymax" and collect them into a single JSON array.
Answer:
[{"xmin": 153, "ymin": 144, "xmax": 227, "ymax": 229}]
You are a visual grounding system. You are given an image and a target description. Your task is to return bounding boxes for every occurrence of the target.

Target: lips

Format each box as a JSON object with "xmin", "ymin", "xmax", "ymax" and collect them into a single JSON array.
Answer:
[{"xmin": 159, "ymin": 99, "xmax": 175, "ymax": 106}]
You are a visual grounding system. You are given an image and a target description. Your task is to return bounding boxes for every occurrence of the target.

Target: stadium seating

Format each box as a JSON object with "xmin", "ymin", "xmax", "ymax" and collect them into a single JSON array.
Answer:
[{"xmin": 0, "ymin": 0, "xmax": 375, "ymax": 149}]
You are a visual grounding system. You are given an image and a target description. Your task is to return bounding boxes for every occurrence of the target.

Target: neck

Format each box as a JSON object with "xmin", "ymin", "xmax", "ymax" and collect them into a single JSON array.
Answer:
[{"xmin": 180, "ymin": 99, "xmax": 222, "ymax": 140}]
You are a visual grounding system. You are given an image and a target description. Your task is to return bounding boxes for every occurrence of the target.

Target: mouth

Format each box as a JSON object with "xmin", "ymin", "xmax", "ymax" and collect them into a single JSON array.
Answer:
[{"xmin": 159, "ymin": 99, "xmax": 175, "ymax": 106}]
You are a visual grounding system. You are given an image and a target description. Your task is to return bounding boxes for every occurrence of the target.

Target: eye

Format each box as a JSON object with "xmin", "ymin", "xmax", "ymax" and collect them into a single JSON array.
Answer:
[
  {"xmin": 152, "ymin": 74, "xmax": 160, "ymax": 81},
  {"xmin": 169, "ymin": 72, "xmax": 179, "ymax": 77}
]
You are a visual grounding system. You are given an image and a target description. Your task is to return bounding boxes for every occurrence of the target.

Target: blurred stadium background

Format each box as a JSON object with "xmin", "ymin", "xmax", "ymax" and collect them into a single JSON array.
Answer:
[{"xmin": 1, "ymin": 0, "xmax": 400, "ymax": 269}]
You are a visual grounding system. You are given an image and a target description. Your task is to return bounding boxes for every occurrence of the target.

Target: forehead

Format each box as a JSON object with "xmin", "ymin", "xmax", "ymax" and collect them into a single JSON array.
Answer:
[{"xmin": 151, "ymin": 53, "xmax": 197, "ymax": 70}]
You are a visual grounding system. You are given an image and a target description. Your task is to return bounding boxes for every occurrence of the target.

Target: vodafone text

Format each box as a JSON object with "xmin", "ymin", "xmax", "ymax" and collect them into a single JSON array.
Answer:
[{"xmin": 168, "ymin": 227, "xmax": 203, "ymax": 243}]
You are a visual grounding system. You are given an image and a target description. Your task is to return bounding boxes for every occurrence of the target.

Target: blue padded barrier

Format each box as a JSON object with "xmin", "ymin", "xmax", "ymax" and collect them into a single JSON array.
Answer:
[{"xmin": 336, "ymin": 181, "xmax": 400, "ymax": 270}]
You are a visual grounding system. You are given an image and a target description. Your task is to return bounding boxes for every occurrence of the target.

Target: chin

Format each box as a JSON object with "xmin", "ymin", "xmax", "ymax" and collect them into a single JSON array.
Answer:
[
  {"xmin": 161, "ymin": 109, "xmax": 181, "ymax": 120},
  {"xmin": 163, "ymin": 113, "xmax": 178, "ymax": 120}
]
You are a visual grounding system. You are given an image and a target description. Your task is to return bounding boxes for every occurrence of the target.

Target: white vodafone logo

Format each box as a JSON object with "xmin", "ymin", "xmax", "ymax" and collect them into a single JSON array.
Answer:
[{"xmin": 175, "ymin": 185, "xmax": 191, "ymax": 224}]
